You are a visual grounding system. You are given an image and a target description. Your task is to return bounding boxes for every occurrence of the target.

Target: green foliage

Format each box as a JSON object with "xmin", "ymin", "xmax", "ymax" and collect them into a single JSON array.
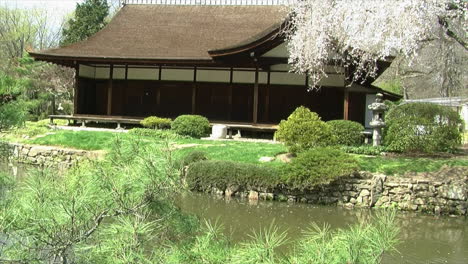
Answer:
[
  {"xmin": 357, "ymin": 156, "xmax": 468, "ymax": 176},
  {"xmin": 171, "ymin": 115, "xmax": 210, "ymax": 138},
  {"xmin": 140, "ymin": 116, "xmax": 172, "ymax": 129},
  {"xmin": 163, "ymin": 220, "xmax": 232, "ymax": 264},
  {"xmin": 327, "ymin": 120, "xmax": 364, "ymax": 146},
  {"xmin": 179, "ymin": 151, "xmax": 208, "ymax": 167},
  {"xmin": 129, "ymin": 128, "xmax": 187, "ymax": 140},
  {"xmin": 290, "ymin": 210, "xmax": 399, "ymax": 264},
  {"xmin": 61, "ymin": 0, "xmax": 109, "ymax": 46},
  {"xmin": 0, "ymin": 100, "xmax": 27, "ymax": 131},
  {"xmin": 231, "ymin": 222, "xmax": 288, "ymax": 264},
  {"xmin": 385, "ymin": 103, "xmax": 463, "ymax": 153},
  {"xmin": 0, "ymin": 138, "xmax": 181, "ymax": 263},
  {"xmin": 275, "ymin": 106, "xmax": 336, "ymax": 153},
  {"xmin": 186, "ymin": 160, "xmax": 281, "ymax": 191},
  {"xmin": 340, "ymin": 145, "xmax": 387, "ymax": 156},
  {"xmin": 284, "ymin": 147, "xmax": 359, "ymax": 189},
  {"xmin": 0, "ymin": 71, "xmax": 28, "ymax": 131}
]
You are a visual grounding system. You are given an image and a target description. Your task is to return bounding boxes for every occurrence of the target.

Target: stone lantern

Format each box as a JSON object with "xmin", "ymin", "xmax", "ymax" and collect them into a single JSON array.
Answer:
[{"xmin": 368, "ymin": 93, "xmax": 388, "ymax": 146}]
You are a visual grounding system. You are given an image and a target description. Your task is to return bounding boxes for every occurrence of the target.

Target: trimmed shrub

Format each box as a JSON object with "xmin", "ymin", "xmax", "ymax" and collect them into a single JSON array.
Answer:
[
  {"xmin": 275, "ymin": 106, "xmax": 336, "ymax": 153},
  {"xmin": 128, "ymin": 128, "xmax": 187, "ymax": 140},
  {"xmin": 284, "ymin": 147, "xmax": 359, "ymax": 190},
  {"xmin": 327, "ymin": 120, "xmax": 364, "ymax": 146},
  {"xmin": 180, "ymin": 151, "xmax": 208, "ymax": 167},
  {"xmin": 171, "ymin": 115, "xmax": 210, "ymax": 138},
  {"xmin": 186, "ymin": 160, "xmax": 281, "ymax": 191},
  {"xmin": 140, "ymin": 116, "xmax": 172, "ymax": 129},
  {"xmin": 384, "ymin": 103, "xmax": 463, "ymax": 153},
  {"xmin": 340, "ymin": 145, "xmax": 387, "ymax": 156}
]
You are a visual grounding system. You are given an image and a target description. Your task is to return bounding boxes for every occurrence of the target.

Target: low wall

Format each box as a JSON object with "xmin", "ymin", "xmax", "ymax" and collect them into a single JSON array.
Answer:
[
  {"xmin": 194, "ymin": 171, "xmax": 468, "ymax": 216},
  {"xmin": 7, "ymin": 143, "xmax": 103, "ymax": 169}
]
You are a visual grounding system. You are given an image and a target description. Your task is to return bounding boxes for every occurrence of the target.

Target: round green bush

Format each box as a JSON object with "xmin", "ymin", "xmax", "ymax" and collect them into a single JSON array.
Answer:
[
  {"xmin": 327, "ymin": 120, "xmax": 364, "ymax": 146},
  {"xmin": 171, "ymin": 115, "xmax": 210, "ymax": 138},
  {"xmin": 275, "ymin": 106, "xmax": 336, "ymax": 154},
  {"xmin": 284, "ymin": 147, "xmax": 359, "ymax": 190},
  {"xmin": 140, "ymin": 116, "xmax": 172, "ymax": 129},
  {"xmin": 384, "ymin": 103, "xmax": 463, "ymax": 153},
  {"xmin": 180, "ymin": 151, "xmax": 208, "ymax": 167}
]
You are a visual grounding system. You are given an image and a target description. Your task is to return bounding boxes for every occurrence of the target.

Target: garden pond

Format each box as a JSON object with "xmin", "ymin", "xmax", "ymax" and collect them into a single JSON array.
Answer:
[{"xmin": 1, "ymin": 162, "xmax": 467, "ymax": 264}]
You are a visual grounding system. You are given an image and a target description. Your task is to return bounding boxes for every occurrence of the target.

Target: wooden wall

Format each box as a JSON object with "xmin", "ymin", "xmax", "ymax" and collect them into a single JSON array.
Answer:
[{"xmin": 76, "ymin": 78, "xmax": 369, "ymax": 125}]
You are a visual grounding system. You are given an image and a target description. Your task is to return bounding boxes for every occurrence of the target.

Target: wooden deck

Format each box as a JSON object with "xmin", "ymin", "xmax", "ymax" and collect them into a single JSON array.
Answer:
[{"xmin": 49, "ymin": 115, "xmax": 279, "ymax": 132}]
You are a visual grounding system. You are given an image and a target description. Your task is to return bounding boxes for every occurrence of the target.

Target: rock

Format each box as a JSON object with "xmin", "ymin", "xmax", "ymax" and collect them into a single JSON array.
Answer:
[
  {"xmin": 28, "ymin": 148, "xmax": 40, "ymax": 157},
  {"xmin": 350, "ymin": 197, "xmax": 357, "ymax": 204},
  {"xmin": 259, "ymin": 192, "xmax": 274, "ymax": 201},
  {"xmin": 277, "ymin": 194, "xmax": 288, "ymax": 202},
  {"xmin": 434, "ymin": 206, "xmax": 442, "ymax": 215},
  {"xmin": 287, "ymin": 195, "xmax": 297, "ymax": 203},
  {"xmin": 248, "ymin": 190, "xmax": 259, "ymax": 200},
  {"xmin": 359, "ymin": 189, "xmax": 370, "ymax": 197},
  {"xmin": 212, "ymin": 187, "xmax": 224, "ymax": 196},
  {"xmin": 259, "ymin": 157, "xmax": 275, "ymax": 162},
  {"xmin": 414, "ymin": 198, "xmax": 425, "ymax": 205},
  {"xmin": 225, "ymin": 185, "xmax": 239, "ymax": 197},
  {"xmin": 440, "ymin": 185, "xmax": 466, "ymax": 201},
  {"xmin": 276, "ymin": 153, "xmax": 294, "ymax": 163}
]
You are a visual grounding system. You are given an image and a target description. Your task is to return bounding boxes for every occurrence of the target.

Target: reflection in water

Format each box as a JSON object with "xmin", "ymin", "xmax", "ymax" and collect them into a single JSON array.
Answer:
[{"xmin": 177, "ymin": 192, "xmax": 468, "ymax": 264}]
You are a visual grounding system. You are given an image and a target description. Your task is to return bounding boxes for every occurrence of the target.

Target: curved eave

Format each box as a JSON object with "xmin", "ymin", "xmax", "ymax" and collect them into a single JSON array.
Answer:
[
  {"xmin": 208, "ymin": 20, "xmax": 288, "ymax": 59},
  {"xmin": 28, "ymin": 52, "xmax": 219, "ymax": 67}
]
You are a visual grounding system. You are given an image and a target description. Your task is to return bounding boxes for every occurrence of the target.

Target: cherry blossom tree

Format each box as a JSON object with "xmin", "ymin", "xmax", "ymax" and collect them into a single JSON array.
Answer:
[{"xmin": 284, "ymin": 0, "xmax": 467, "ymax": 89}]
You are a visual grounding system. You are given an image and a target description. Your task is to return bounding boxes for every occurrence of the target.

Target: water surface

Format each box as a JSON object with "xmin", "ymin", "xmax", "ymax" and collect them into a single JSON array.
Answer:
[{"xmin": 178, "ymin": 192, "xmax": 468, "ymax": 264}]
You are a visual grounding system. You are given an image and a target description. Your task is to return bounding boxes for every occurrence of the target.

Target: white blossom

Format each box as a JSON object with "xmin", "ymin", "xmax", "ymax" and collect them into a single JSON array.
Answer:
[{"xmin": 283, "ymin": 0, "xmax": 466, "ymax": 88}]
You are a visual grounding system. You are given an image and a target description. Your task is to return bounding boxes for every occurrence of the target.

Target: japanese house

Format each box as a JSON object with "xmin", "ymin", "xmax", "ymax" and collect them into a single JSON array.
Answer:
[{"xmin": 29, "ymin": 3, "xmax": 400, "ymax": 129}]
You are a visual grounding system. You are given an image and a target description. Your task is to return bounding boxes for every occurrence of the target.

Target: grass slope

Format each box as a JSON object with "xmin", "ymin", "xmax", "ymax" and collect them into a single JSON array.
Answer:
[{"xmin": 19, "ymin": 129, "xmax": 468, "ymax": 175}]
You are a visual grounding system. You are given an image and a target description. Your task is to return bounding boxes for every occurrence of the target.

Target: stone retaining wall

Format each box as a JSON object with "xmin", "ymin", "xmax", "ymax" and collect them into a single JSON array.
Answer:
[
  {"xmin": 8, "ymin": 143, "xmax": 103, "ymax": 169},
  {"xmin": 196, "ymin": 172, "xmax": 468, "ymax": 216}
]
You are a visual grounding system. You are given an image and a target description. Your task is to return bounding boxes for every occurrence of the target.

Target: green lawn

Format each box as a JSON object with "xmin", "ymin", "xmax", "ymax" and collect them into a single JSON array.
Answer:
[
  {"xmin": 15, "ymin": 128, "xmax": 468, "ymax": 174},
  {"xmin": 26, "ymin": 130, "xmax": 288, "ymax": 165},
  {"xmin": 28, "ymin": 130, "xmax": 131, "ymax": 150}
]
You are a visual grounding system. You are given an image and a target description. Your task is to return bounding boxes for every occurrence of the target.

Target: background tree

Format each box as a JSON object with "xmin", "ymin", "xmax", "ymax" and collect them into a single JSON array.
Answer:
[
  {"xmin": 61, "ymin": 0, "xmax": 110, "ymax": 46},
  {"xmin": 285, "ymin": 0, "xmax": 467, "ymax": 97}
]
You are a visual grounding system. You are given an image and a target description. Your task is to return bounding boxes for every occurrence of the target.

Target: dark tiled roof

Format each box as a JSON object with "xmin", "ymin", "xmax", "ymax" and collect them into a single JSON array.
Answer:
[{"xmin": 33, "ymin": 5, "xmax": 287, "ymax": 61}]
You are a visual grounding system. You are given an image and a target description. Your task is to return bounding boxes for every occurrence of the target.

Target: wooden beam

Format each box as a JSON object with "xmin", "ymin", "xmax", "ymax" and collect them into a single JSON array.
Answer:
[
  {"xmin": 253, "ymin": 65, "xmax": 259, "ymax": 124},
  {"xmin": 107, "ymin": 64, "xmax": 114, "ymax": 116},
  {"xmin": 192, "ymin": 67, "xmax": 197, "ymax": 114},
  {"xmin": 343, "ymin": 86, "xmax": 349, "ymax": 120},
  {"xmin": 73, "ymin": 64, "xmax": 80, "ymax": 115}
]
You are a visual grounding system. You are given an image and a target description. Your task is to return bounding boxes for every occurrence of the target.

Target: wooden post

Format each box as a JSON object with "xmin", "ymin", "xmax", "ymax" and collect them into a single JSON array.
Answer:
[
  {"xmin": 228, "ymin": 68, "xmax": 233, "ymax": 120},
  {"xmin": 107, "ymin": 64, "xmax": 114, "ymax": 116},
  {"xmin": 192, "ymin": 67, "xmax": 197, "ymax": 114},
  {"xmin": 253, "ymin": 65, "xmax": 259, "ymax": 124},
  {"xmin": 157, "ymin": 65, "xmax": 161, "ymax": 109},
  {"xmin": 123, "ymin": 64, "xmax": 128, "ymax": 115},
  {"xmin": 264, "ymin": 70, "xmax": 270, "ymax": 122},
  {"xmin": 343, "ymin": 86, "xmax": 349, "ymax": 120},
  {"xmin": 73, "ymin": 63, "xmax": 80, "ymax": 115}
]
